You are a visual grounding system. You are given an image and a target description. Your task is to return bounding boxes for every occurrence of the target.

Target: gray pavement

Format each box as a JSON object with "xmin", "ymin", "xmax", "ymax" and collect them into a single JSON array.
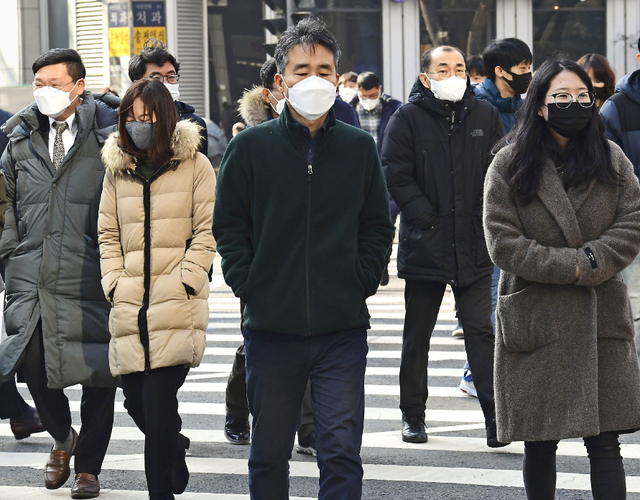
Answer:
[{"xmin": 1, "ymin": 248, "xmax": 640, "ymax": 499}]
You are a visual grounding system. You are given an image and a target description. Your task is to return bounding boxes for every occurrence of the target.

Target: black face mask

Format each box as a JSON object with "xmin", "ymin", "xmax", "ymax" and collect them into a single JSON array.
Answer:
[
  {"xmin": 503, "ymin": 69, "xmax": 532, "ymax": 95},
  {"xmin": 546, "ymin": 101, "xmax": 595, "ymax": 139},
  {"xmin": 593, "ymin": 86, "xmax": 608, "ymax": 101}
]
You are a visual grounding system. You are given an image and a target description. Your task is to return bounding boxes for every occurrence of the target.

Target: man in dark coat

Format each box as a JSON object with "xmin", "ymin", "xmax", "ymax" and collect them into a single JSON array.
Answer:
[
  {"xmin": 0, "ymin": 49, "xmax": 118, "ymax": 499},
  {"xmin": 0, "ymin": 111, "xmax": 47, "ymax": 441},
  {"xmin": 382, "ymin": 46, "xmax": 505, "ymax": 447},
  {"xmin": 128, "ymin": 37, "xmax": 208, "ymax": 156},
  {"xmin": 601, "ymin": 37, "xmax": 640, "ymax": 361},
  {"xmin": 213, "ymin": 18, "xmax": 394, "ymax": 500}
]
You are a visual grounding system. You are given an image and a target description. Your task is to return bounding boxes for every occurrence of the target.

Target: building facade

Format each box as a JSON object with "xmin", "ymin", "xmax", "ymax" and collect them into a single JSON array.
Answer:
[{"xmin": 1, "ymin": 0, "xmax": 638, "ymax": 125}]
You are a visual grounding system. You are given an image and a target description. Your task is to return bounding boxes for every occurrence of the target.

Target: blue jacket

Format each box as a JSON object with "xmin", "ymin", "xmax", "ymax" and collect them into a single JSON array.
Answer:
[
  {"xmin": 473, "ymin": 78, "xmax": 522, "ymax": 133},
  {"xmin": 333, "ymin": 96, "xmax": 360, "ymax": 128},
  {"xmin": 601, "ymin": 69, "xmax": 640, "ymax": 179},
  {"xmin": 175, "ymin": 100, "xmax": 208, "ymax": 156}
]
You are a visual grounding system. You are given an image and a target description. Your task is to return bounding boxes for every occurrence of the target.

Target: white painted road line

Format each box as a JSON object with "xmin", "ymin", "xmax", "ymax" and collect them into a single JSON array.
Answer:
[{"xmin": 0, "ymin": 455, "xmax": 637, "ymax": 493}]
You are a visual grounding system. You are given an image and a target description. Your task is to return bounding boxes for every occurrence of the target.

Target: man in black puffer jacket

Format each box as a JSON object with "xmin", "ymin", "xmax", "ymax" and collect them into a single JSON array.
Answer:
[{"xmin": 382, "ymin": 45, "xmax": 504, "ymax": 448}]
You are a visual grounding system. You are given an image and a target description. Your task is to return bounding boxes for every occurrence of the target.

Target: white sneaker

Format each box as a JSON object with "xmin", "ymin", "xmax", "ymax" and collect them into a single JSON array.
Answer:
[
  {"xmin": 459, "ymin": 369, "xmax": 477, "ymax": 398},
  {"xmin": 452, "ymin": 322, "xmax": 464, "ymax": 338}
]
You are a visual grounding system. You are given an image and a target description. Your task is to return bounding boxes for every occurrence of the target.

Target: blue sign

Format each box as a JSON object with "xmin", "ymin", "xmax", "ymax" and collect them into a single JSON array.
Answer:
[
  {"xmin": 108, "ymin": 2, "xmax": 129, "ymax": 28},
  {"xmin": 132, "ymin": 2, "xmax": 165, "ymax": 27}
]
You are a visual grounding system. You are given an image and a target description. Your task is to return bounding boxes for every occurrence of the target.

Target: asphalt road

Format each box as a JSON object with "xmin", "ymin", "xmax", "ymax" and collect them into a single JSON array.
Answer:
[{"xmin": 1, "ymin": 248, "xmax": 640, "ymax": 499}]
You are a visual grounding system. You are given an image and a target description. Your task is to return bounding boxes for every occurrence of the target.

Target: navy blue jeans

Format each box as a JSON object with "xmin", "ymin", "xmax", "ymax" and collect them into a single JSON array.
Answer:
[{"xmin": 244, "ymin": 328, "xmax": 368, "ymax": 500}]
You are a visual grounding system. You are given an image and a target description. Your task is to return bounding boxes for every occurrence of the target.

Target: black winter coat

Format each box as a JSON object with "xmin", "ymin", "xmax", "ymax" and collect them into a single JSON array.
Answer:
[
  {"xmin": 175, "ymin": 100, "xmax": 208, "ymax": 157},
  {"xmin": 382, "ymin": 79, "xmax": 505, "ymax": 287}
]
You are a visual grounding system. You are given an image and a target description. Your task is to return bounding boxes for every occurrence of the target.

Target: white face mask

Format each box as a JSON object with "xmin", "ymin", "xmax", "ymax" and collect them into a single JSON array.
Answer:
[
  {"xmin": 360, "ymin": 97, "xmax": 380, "ymax": 112},
  {"xmin": 164, "ymin": 83, "xmax": 180, "ymax": 101},
  {"xmin": 268, "ymin": 90, "xmax": 286, "ymax": 116},
  {"xmin": 423, "ymin": 74, "xmax": 467, "ymax": 102},
  {"xmin": 33, "ymin": 81, "xmax": 80, "ymax": 118},
  {"xmin": 282, "ymin": 75, "xmax": 337, "ymax": 121},
  {"xmin": 338, "ymin": 86, "xmax": 358, "ymax": 103}
]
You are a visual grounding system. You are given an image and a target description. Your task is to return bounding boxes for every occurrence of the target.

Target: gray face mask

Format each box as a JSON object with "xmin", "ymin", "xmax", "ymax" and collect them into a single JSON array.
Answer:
[{"xmin": 125, "ymin": 121, "xmax": 157, "ymax": 151}]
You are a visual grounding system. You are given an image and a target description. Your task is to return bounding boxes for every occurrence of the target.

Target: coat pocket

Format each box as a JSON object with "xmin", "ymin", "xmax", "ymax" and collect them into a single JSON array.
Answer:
[
  {"xmin": 596, "ymin": 278, "xmax": 634, "ymax": 341},
  {"xmin": 402, "ymin": 218, "xmax": 443, "ymax": 269},
  {"xmin": 497, "ymin": 284, "xmax": 560, "ymax": 352}
]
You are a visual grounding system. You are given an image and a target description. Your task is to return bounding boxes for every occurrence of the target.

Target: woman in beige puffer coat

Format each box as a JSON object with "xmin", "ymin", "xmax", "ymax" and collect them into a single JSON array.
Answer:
[{"xmin": 98, "ymin": 79, "xmax": 216, "ymax": 500}]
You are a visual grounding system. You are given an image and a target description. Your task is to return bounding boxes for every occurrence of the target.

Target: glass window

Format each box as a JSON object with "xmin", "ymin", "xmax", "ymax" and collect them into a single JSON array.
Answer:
[
  {"xmin": 533, "ymin": 0, "xmax": 606, "ymax": 66},
  {"xmin": 318, "ymin": 11, "xmax": 382, "ymax": 76},
  {"xmin": 419, "ymin": 1, "xmax": 497, "ymax": 57}
]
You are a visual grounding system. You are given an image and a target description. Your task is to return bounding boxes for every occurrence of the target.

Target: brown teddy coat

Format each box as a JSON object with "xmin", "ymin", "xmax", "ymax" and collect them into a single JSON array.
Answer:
[
  {"xmin": 484, "ymin": 141, "xmax": 640, "ymax": 443},
  {"xmin": 98, "ymin": 120, "xmax": 216, "ymax": 376}
]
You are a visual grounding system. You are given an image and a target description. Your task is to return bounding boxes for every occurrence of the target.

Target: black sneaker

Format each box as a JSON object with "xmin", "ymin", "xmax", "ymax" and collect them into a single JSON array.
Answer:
[
  {"xmin": 486, "ymin": 419, "xmax": 510, "ymax": 448},
  {"xmin": 295, "ymin": 431, "xmax": 317, "ymax": 456},
  {"xmin": 224, "ymin": 413, "xmax": 250, "ymax": 445},
  {"xmin": 401, "ymin": 413, "xmax": 428, "ymax": 443},
  {"xmin": 380, "ymin": 267, "xmax": 390, "ymax": 286}
]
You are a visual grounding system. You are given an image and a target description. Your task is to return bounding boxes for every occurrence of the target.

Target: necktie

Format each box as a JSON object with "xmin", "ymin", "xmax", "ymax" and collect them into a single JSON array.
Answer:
[{"xmin": 52, "ymin": 121, "xmax": 69, "ymax": 170}]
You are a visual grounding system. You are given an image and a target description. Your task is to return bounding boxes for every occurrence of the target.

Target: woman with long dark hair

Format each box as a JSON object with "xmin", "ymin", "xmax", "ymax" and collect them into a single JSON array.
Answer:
[
  {"xmin": 98, "ymin": 79, "xmax": 216, "ymax": 500},
  {"xmin": 577, "ymin": 53, "xmax": 616, "ymax": 109},
  {"xmin": 484, "ymin": 58, "xmax": 640, "ymax": 499}
]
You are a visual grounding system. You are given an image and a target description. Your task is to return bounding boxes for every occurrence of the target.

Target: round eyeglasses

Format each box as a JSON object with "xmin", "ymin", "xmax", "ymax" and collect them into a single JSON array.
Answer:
[{"xmin": 546, "ymin": 92, "xmax": 595, "ymax": 109}]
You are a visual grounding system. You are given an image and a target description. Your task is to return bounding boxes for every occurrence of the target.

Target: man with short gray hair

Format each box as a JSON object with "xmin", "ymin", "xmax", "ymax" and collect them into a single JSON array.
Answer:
[{"xmin": 213, "ymin": 17, "xmax": 394, "ymax": 500}]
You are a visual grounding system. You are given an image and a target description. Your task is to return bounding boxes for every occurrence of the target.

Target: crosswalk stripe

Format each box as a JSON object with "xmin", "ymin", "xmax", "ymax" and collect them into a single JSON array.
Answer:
[
  {"xmin": 0, "ymin": 453, "xmax": 636, "ymax": 493},
  {"xmin": 205, "ymin": 334, "xmax": 463, "ymax": 345},
  {"xmin": 202, "ymin": 348, "xmax": 467, "ymax": 360},
  {"xmin": 0, "ymin": 488, "xmax": 312, "ymax": 500}
]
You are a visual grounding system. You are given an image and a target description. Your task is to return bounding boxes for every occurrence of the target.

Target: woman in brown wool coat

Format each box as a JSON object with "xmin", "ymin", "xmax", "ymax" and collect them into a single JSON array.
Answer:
[
  {"xmin": 98, "ymin": 79, "xmax": 216, "ymax": 500},
  {"xmin": 483, "ymin": 58, "xmax": 640, "ymax": 500}
]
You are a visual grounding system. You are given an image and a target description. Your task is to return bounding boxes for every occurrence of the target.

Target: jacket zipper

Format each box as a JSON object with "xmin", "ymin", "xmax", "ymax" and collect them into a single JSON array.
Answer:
[
  {"xmin": 131, "ymin": 163, "xmax": 174, "ymax": 374},
  {"xmin": 449, "ymin": 110, "xmax": 459, "ymax": 286},
  {"xmin": 305, "ymin": 163, "xmax": 313, "ymax": 335}
]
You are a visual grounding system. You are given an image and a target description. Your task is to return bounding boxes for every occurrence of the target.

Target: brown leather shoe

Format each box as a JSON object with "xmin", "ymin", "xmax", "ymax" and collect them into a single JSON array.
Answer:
[
  {"xmin": 10, "ymin": 406, "xmax": 46, "ymax": 440},
  {"xmin": 71, "ymin": 473, "xmax": 100, "ymax": 499},
  {"xmin": 44, "ymin": 428, "xmax": 78, "ymax": 489}
]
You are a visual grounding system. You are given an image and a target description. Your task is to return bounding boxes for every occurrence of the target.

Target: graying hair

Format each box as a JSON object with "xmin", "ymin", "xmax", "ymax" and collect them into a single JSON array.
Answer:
[{"xmin": 274, "ymin": 17, "xmax": 341, "ymax": 75}]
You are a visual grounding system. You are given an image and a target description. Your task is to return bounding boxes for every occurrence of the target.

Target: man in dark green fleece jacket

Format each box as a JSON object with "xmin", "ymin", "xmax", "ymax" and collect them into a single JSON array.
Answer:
[{"xmin": 212, "ymin": 17, "xmax": 394, "ymax": 500}]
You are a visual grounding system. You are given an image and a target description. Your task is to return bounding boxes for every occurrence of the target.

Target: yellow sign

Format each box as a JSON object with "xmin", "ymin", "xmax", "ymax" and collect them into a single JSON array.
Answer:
[
  {"xmin": 133, "ymin": 27, "xmax": 167, "ymax": 55},
  {"xmin": 109, "ymin": 27, "xmax": 131, "ymax": 57}
]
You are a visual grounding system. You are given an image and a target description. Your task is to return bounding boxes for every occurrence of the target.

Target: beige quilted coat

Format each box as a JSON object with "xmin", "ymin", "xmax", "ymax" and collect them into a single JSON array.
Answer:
[{"xmin": 98, "ymin": 120, "xmax": 216, "ymax": 376}]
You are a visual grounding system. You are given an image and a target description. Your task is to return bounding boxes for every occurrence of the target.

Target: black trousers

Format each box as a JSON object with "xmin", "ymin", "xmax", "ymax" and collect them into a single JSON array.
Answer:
[
  {"xmin": 225, "ymin": 301, "xmax": 315, "ymax": 440},
  {"xmin": 23, "ymin": 322, "xmax": 116, "ymax": 475},
  {"xmin": 524, "ymin": 432, "xmax": 626, "ymax": 499},
  {"xmin": 121, "ymin": 364, "xmax": 189, "ymax": 497},
  {"xmin": 399, "ymin": 276, "xmax": 495, "ymax": 426},
  {"xmin": 0, "ymin": 377, "xmax": 29, "ymax": 420}
]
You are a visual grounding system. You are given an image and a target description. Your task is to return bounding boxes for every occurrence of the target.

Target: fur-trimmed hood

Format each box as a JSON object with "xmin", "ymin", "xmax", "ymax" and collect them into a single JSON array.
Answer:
[
  {"xmin": 101, "ymin": 119, "xmax": 202, "ymax": 175},
  {"xmin": 238, "ymin": 86, "xmax": 271, "ymax": 127}
]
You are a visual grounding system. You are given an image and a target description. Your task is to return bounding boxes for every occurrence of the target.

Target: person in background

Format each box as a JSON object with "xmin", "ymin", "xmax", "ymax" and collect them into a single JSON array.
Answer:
[
  {"xmin": 99, "ymin": 79, "xmax": 216, "ymax": 500},
  {"xmin": 484, "ymin": 57, "xmax": 640, "ymax": 500},
  {"xmin": 231, "ymin": 122, "xmax": 245, "ymax": 136},
  {"xmin": 577, "ymin": 53, "xmax": 615, "ymax": 110},
  {"xmin": 467, "ymin": 55, "xmax": 487, "ymax": 85},
  {"xmin": 600, "ymin": 37, "xmax": 640, "ymax": 363},
  {"xmin": 337, "ymin": 71, "xmax": 358, "ymax": 103},
  {"xmin": 349, "ymin": 71, "xmax": 402, "ymax": 286},
  {"xmin": 213, "ymin": 17, "xmax": 394, "ymax": 499},
  {"xmin": 0, "ymin": 48, "xmax": 119, "ymax": 499},
  {"xmin": 455, "ymin": 37, "xmax": 533, "ymax": 397},
  {"xmin": 204, "ymin": 118, "xmax": 228, "ymax": 174},
  {"xmin": 128, "ymin": 37, "xmax": 208, "ymax": 157}
]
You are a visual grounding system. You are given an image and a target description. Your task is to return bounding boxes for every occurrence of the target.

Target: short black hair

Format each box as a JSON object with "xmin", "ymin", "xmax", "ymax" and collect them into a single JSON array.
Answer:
[
  {"xmin": 274, "ymin": 17, "xmax": 341, "ymax": 75},
  {"xmin": 357, "ymin": 72, "xmax": 380, "ymax": 90},
  {"xmin": 128, "ymin": 37, "xmax": 180, "ymax": 82},
  {"xmin": 466, "ymin": 55, "xmax": 486, "ymax": 76},
  {"xmin": 421, "ymin": 46, "xmax": 466, "ymax": 73},
  {"xmin": 637, "ymin": 37, "xmax": 640, "ymax": 53},
  {"xmin": 482, "ymin": 38, "xmax": 532, "ymax": 82},
  {"xmin": 260, "ymin": 59, "xmax": 278, "ymax": 89},
  {"xmin": 32, "ymin": 48, "xmax": 86, "ymax": 80}
]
